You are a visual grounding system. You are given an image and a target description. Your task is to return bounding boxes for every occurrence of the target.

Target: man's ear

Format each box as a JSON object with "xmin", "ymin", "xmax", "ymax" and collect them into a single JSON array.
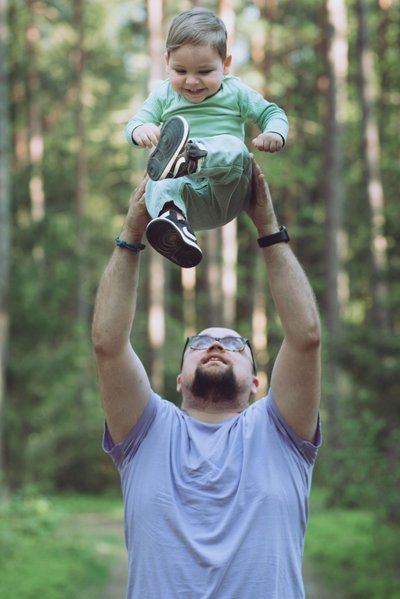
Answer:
[
  {"xmin": 176, "ymin": 374, "xmax": 182, "ymax": 392},
  {"xmin": 250, "ymin": 376, "xmax": 260, "ymax": 396},
  {"xmin": 223, "ymin": 54, "xmax": 232, "ymax": 75}
]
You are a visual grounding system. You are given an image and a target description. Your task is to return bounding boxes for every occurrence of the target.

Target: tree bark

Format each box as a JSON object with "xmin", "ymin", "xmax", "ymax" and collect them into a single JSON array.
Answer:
[
  {"xmin": 251, "ymin": 258, "xmax": 268, "ymax": 399},
  {"xmin": 218, "ymin": 0, "xmax": 238, "ymax": 329},
  {"xmin": 181, "ymin": 268, "xmax": 197, "ymax": 337},
  {"xmin": 72, "ymin": 0, "xmax": 89, "ymax": 324},
  {"xmin": 0, "ymin": 0, "xmax": 11, "ymax": 487},
  {"xmin": 205, "ymin": 229, "xmax": 222, "ymax": 326},
  {"xmin": 147, "ymin": 0, "xmax": 166, "ymax": 392},
  {"xmin": 26, "ymin": 0, "xmax": 45, "ymax": 222},
  {"xmin": 222, "ymin": 221, "xmax": 237, "ymax": 328},
  {"xmin": 323, "ymin": 0, "xmax": 348, "ymax": 454},
  {"xmin": 356, "ymin": 0, "xmax": 389, "ymax": 330}
]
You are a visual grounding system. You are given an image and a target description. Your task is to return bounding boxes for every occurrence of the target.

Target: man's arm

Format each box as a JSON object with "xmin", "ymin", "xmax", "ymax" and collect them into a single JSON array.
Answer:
[
  {"xmin": 92, "ymin": 176, "xmax": 151, "ymax": 444},
  {"xmin": 248, "ymin": 158, "xmax": 321, "ymax": 441}
]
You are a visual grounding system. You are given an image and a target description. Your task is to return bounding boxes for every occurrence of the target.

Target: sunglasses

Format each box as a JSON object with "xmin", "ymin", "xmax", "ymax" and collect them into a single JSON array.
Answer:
[{"xmin": 180, "ymin": 334, "xmax": 257, "ymax": 375}]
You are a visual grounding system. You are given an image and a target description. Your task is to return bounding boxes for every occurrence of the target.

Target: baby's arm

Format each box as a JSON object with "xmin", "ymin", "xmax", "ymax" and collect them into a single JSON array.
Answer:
[
  {"xmin": 132, "ymin": 123, "xmax": 161, "ymax": 148},
  {"xmin": 252, "ymin": 132, "xmax": 284, "ymax": 153},
  {"xmin": 237, "ymin": 80, "xmax": 288, "ymax": 153}
]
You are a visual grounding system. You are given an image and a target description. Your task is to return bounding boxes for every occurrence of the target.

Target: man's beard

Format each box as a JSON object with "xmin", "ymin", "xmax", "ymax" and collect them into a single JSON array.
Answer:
[{"xmin": 190, "ymin": 363, "xmax": 241, "ymax": 405}]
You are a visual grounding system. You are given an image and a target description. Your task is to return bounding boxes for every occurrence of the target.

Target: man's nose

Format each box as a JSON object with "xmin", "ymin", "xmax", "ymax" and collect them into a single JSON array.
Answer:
[{"xmin": 207, "ymin": 340, "xmax": 224, "ymax": 351}]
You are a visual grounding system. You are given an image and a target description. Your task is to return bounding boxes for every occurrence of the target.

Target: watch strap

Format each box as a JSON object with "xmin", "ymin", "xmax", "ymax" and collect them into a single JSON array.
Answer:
[{"xmin": 257, "ymin": 225, "xmax": 289, "ymax": 248}]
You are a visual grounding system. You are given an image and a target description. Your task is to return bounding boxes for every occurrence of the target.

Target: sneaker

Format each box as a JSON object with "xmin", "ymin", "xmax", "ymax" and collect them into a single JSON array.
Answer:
[
  {"xmin": 147, "ymin": 116, "xmax": 207, "ymax": 181},
  {"xmin": 146, "ymin": 210, "xmax": 203, "ymax": 268}
]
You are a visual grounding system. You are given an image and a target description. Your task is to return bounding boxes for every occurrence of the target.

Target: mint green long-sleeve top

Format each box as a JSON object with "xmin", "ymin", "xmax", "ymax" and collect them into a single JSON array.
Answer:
[{"xmin": 125, "ymin": 76, "xmax": 289, "ymax": 145}]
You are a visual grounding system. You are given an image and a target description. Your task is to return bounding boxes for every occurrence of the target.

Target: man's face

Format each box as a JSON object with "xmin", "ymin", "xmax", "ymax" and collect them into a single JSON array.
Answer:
[{"xmin": 177, "ymin": 327, "xmax": 258, "ymax": 402}]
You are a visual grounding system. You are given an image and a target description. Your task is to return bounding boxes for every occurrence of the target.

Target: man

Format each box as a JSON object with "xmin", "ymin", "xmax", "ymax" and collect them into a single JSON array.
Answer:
[{"xmin": 92, "ymin": 158, "xmax": 321, "ymax": 599}]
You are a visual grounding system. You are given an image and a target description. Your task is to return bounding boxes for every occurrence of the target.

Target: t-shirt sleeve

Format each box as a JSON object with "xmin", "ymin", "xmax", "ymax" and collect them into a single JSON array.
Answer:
[
  {"xmin": 265, "ymin": 390, "xmax": 322, "ymax": 465},
  {"xmin": 237, "ymin": 80, "xmax": 289, "ymax": 143},
  {"xmin": 124, "ymin": 80, "xmax": 168, "ymax": 146},
  {"xmin": 102, "ymin": 391, "xmax": 159, "ymax": 469}
]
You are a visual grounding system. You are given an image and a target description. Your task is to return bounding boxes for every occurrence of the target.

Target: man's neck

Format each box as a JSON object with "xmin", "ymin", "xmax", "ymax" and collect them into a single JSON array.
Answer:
[
  {"xmin": 182, "ymin": 406, "xmax": 242, "ymax": 424},
  {"xmin": 181, "ymin": 393, "xmax": 250, "ymax": 424}
]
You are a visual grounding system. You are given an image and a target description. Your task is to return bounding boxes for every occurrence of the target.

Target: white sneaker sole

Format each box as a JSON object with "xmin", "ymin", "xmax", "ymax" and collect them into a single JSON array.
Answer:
[
  {"xmin": 147, "ymin": 116, "xmax": 190, "ymax": 181},
  {"xmin": 146, "ymin": 216, "xmax": 202, "ymax": 268}
]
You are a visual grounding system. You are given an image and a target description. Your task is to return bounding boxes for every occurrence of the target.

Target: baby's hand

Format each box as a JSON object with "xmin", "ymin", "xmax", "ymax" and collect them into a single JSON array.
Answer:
[
  {"xmin": 132, "ymin": 123, "xmax": 160, "ymax": 148},
  {"xmin": 252, "ymin": 132, "xmax": 284, "ymax": 153}
]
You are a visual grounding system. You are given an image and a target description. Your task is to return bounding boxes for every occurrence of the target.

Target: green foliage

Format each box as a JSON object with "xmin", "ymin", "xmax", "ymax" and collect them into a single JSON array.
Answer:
[
  {"xmin": 4, "ymin": 0, "xmax": 400, "ymax": 549},
  {"xmin": 315, "ymin": 326, "xmax": 400, "ymax": 521},
  {"xmin": 305, "ymin": 490, "xmax": 400, "ymax": 599},
  {"xmin": 0, "ymin": 491, "xmax": 110, "ymax": 599}
]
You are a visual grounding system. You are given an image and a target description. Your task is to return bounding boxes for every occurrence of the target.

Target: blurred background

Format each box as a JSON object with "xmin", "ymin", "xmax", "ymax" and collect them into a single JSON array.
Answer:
[{"xmin": 0, "ymin": 0, "xmax": 399, "ymax": 597}]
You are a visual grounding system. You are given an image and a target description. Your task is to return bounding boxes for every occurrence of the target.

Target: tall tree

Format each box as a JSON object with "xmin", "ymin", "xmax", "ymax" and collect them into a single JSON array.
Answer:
[
  {"xmin": 222, "ymin": 222, "xmax": 237, "ymax": 327},
  {"xmin": 72, "ymin": 0, "xmax": 89, "ymax": 324},
  {"xmin": 147, "ymin": 0, "xmax": 166, "ymax": 392},
  {"xmin": 0, "ymin": 0, "xmax": 11, "ymax": 487},
  {"xmin": 181, "ymin": 268, "xmax": 197, "ymax": 336},
  {"xmin": 243, "ymin": 1, "xmax": 277, "ymax": 385},
  {"xmin": 26, "ymin": 0, "xmax": 45, "ymax": 221},
  {"xmin": 323, "ymin": 0, "xmax": 348, "ymax": 453},
  {"xmin": 356, "ymin": 0, "xmax": 389, "ymax": 330},
  {"xmin": 219, "ymin": 0, "xmax": 238, "ymax": 329},
  {"xmin": 205, "ymin": 230, "xmax": 223, "ymax": 326},
  {"xmin": 251, "ymin": 258, "xmax": 268, "ymax": 399}
]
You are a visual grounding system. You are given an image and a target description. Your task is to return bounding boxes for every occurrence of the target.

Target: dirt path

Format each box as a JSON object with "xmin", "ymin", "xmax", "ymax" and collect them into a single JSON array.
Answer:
[
  {"xmin": 73, "ymin": 513, "xmax": 127, "ymax": 599},
  {"xmin": 96, "ymin": 518, "xmax": 127, "ymax": 599},
  {"xmin": 76, "ymin": 513, "xmax": 340, "ymax": 599},
  {"xmin": 303, "ymin": 559, "xmax": 342, "ymax": 599}
]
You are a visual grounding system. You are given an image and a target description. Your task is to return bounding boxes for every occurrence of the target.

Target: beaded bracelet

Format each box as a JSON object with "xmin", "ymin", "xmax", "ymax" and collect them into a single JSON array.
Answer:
[{"xmin": 115, "ymin": 236, "xmax": 145, "ymax": 252}]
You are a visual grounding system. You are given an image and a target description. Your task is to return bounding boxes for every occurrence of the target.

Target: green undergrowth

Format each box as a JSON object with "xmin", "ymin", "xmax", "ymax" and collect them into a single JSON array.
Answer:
[
  {"xmin": 305, "ymin": 488, "xmax": 400, "ymax": 599},
  {"xmin": 0, "ymin": 490, "xmax": 123, "ymax": 599}
]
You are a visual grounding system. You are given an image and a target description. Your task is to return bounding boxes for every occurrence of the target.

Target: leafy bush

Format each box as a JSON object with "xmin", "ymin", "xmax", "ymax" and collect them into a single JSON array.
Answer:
[
  {"xmin": 0, "ymin": 491, "xmax": 109, "ymax": 599},
  {"xmin": 305, "ymin": 490, "xmax": 400, "ymax": 599}
]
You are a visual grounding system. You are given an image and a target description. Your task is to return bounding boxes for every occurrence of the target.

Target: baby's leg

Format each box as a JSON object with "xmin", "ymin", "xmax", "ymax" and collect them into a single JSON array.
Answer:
[
  {"xmin": 145, "ymin": 177, "xmax": 187, "ymax": 219},
  {"xmin": 144, "ymin": 178, "xmax": 202, "ymax": 268},
  {"xmin": 183, "ymin": 135, "xmax": 252, "ymax": 231}
]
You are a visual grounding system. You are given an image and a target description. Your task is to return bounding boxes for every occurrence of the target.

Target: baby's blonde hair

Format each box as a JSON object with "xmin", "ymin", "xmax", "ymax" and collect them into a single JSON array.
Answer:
[{"xmin": 166, "ymin": 8, "xmax": 228, "ymax": 61}]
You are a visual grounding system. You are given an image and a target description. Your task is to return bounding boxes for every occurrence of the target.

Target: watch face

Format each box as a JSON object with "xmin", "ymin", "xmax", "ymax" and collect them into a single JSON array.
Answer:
[{"xmin": 280, "ymin": 227, "xmax": 290, "ymax": 242}]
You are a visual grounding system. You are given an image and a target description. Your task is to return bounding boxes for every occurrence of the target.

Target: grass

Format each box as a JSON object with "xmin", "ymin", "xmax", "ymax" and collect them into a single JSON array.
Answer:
[
  {"xmin": 0, "ymin": 490, "xmax": 123, "ymax": 599},
  {"xmin": 3, "ymin": 487, "xmax": 400, "ymax": 599},
  {"xmin": 305, "ymin": 488, "xmax": 400, "ymax": 599}
]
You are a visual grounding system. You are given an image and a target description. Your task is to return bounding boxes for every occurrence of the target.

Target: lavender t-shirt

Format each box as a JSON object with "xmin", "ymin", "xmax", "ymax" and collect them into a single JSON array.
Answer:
[{"xmin": 103, "ymin": 390, "xmax": 321, "ymax": 599}]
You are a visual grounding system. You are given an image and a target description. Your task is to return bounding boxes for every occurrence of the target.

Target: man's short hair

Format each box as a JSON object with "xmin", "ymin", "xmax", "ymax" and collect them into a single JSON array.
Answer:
[{"xmin": 166, "ymin": 8, "xmax": 228, "ymax": 61}]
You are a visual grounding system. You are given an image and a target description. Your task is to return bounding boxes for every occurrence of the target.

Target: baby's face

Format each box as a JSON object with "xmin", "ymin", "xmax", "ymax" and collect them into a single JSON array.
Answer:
[{"xmin": 166, "ymin": 44, "xmax": 231, "ymax": 103}]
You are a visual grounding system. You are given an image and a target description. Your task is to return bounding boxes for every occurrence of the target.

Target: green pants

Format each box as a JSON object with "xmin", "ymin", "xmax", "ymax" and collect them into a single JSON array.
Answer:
[{"xmin": 145, "ymin": 135, "xmax": 252, "ymax": 231}]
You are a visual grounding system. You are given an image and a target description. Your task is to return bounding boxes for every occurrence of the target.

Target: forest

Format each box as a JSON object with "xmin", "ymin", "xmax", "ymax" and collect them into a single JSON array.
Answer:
[{"xmin": 0, "ymin": 0, "xmax": 399, "ymax": 597}]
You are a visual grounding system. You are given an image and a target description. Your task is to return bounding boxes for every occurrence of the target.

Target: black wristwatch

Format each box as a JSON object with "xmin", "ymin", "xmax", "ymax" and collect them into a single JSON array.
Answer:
[{"xmin": 257, "ymin": 225, "xmax": 290, "ymax": 248}]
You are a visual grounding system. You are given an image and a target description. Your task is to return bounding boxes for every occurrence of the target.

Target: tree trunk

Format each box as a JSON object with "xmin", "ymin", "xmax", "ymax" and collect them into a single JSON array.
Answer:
[
  {"xmin": 147, "ymin": 0, "xmax": 166, "ymax": 393},
  {"xmin": 72, "ymin": 0, "xmax": 89, "ymax": 324},
  {"xmin": 251, "ymin": 258, "xmax": 268, "ymax": 400},
  {"xmin": 26, "ymin": 0, "xmax": 45, "ymax": 222},
  {"xmin": 221, "ymin": 221, "xmax": 237, "ymax": 328},
  {"xmin": 323, "ymin": 0, "xmax": 348, "ymax": 455},
  {"xmin": 356, "ymin": 0, "xmax": 389, "ymax": 330},
  {"xmin": 250, "ymin": 0, "xmax": 277, "ymax": 92},
  {"xmin": 0, "ymin": 0, "xmax": 11, "ymax": 488},
  {"xmin": 245, "ymin": 2, "xmax": 273, "ymax": 383},
  {"xmin": 218, "ymin": 0, "xmax": 237, "ymax": 329},
  {"xmin": 205, "ymin": 229, "xmax": 222, "ymax": 326},
  {"xmin": 181, "ymin": 268, "xmax": 197, "ymax": 337},
  {"xmin": 219, "ymin": 0, "xmax": 235, "ymax": 48}
]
